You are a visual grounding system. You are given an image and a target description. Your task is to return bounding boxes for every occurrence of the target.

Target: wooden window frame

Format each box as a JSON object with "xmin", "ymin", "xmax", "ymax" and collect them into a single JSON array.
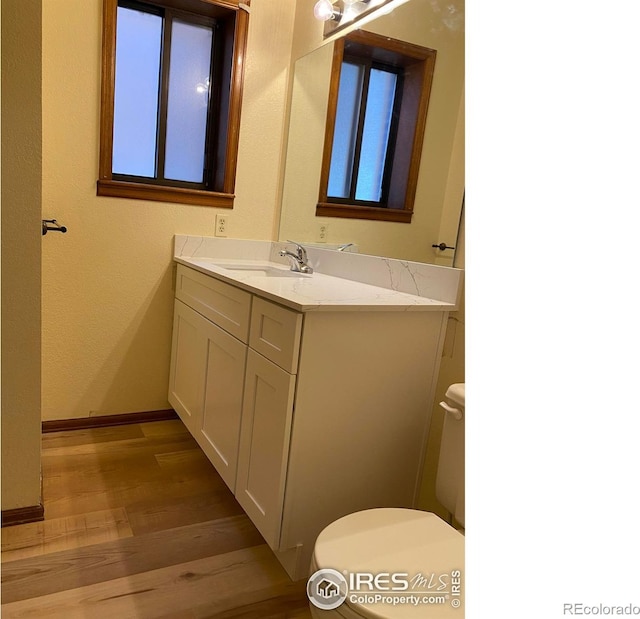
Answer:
[
  {"xmin": 316, "ymin": 30, "xmax": 437, "ymax": 223},
  {"xmin": 330, "ymin": 55, "xmax": 403, "ymax": 208},
  {"xmin": 97, "ymin": 0, "xmax": 250, "ymax": 208}
]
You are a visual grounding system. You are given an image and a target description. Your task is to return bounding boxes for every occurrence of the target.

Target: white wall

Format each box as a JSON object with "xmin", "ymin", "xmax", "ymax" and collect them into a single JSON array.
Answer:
[{"xmin": 41, "ymin": 0, "xmax": 297, "ymax": 421}]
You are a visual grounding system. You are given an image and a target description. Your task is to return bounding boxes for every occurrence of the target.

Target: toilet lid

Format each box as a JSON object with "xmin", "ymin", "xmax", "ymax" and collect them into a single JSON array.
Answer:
[
  {"xmin": 312, "ymin": 509, "xmax": 464, "ymax": 619},
  {"xmin": 445, "ymin": 383, "xmax": 465, "ymax": 408}
]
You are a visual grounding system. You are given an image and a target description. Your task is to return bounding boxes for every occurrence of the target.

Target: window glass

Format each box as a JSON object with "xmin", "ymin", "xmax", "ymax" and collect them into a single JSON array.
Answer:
[
  {"xmin": 99, "ymin": 0, "xmax": 250, "ymax": 207},
  {"xmin": 112, "ymin": 6, "xmax": 162, "ymax": 178},
  {"xmin": 316, "ymin": 30, "xmax": 436, "ymax": 222},
  {"xmin": 327, "ymin": 62, "xmax": 363, "ymax": 198},
  {"xmin": 164, "ymin": 20, "xmax": 214, "ymax": 183},
  {"xmin": 355, "ymin": 68, "xmax": 397, "ymax": 202}
]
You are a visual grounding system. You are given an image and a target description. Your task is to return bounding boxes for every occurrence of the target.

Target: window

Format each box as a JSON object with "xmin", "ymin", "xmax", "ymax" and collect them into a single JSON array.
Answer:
[
  {"xmin": 328, "ymin": 57, "xmax": 401, "ymax": 204},
  {"xmin": 98, "ymin": 0, "xmax": 250, "ymax": 207},
  {"xmin": 317, "ymin": 30, "xmax": 437, "ymax": 223}
]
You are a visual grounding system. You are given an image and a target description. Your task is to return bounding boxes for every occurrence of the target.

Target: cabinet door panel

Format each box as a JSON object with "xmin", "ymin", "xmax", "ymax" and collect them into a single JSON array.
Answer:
[
  {"xmin": 168, "ymin": 300, "xmax": 207, "ymax": 436},
  {"xmin": 199, "ymin": 320, "xmax": 247, "ymax": 492},
  {"xmin": 236, "ymin": 349, "xmax": 295, "ymax": 549}
]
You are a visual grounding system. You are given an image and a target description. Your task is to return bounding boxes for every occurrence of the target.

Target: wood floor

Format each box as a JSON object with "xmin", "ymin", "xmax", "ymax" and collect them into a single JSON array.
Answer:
[{"xmin": 1, "ymin": 419, "xmax": 312, "ymax": 618}]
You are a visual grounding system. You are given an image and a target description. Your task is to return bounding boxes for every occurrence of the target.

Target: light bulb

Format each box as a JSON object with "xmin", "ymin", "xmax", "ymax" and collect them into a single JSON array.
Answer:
[
  {"xmin": 195, "ymin": 78, "xmax": 210, "ymax": 94},
  {"xmin": 314, "ymin": 0, "xmax": 340, "ymax": 21}
]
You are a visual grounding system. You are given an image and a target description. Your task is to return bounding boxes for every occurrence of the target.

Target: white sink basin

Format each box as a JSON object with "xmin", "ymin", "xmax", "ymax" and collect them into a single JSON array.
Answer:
[{"xmin": 215, "ymin": 263, "xmax": 308, "ymax": 278}]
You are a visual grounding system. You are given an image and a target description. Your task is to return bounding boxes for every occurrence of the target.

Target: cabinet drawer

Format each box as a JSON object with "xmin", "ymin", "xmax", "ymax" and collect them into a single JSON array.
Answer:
[
  {"xmin": 176, "ymin": 264, "xmax": 251, "ymax": 342},
  {"xmin": 249, "ymin": 297, "xmax": 303, "ymax": 373}
]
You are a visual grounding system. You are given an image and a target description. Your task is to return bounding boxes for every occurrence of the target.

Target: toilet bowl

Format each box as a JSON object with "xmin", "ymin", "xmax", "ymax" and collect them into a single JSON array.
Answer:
[{"xmin": 308, "ymin": 384, "xmax": 465, "ymax": 619}]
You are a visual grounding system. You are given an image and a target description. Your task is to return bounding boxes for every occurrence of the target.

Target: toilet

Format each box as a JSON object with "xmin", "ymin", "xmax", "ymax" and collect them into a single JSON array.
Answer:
[{"xmin": 308, "ymin": 384, "xmax": 465, "ymax": 618}]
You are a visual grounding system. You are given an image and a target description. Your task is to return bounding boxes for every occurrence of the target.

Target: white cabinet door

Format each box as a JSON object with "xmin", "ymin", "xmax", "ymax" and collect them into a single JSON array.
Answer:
[
  {"xmin": 168, "ymin": 300, "xmax": 208, "ymax": 437},
  {"xmin": 236, "ymin": 349, "xmax": 296, "ymax": 549},
  {"xmin": 199, "ymin": 317, "xmax": 247, "ymax": 492}
]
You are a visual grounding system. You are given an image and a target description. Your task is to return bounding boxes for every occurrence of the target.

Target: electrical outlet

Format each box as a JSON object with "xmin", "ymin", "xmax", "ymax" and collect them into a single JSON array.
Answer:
[
  {"xmin": 215, "ymin": 214, "xmax": 228, "ymax": 237},
  {"xmin": 318, "ymin": 223, "xmax": 329, "ymax": 243}
]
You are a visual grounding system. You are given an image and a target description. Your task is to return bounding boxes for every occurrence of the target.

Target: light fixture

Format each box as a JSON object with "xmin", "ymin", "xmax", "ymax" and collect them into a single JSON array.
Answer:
[
  {"xmin": 313, "ymin": 0, "xmax": 406, "ymax": 38},
  {"xmin": 313, "ymin": 0, "xmax": 342, "ymax": 22},
  {"xmin": 195, "ymin": 77, "xmax": 210, "ymax": 95},
  {"xmin": 341, "ymin": 0, "xmax": 366, "ymax": 24}
]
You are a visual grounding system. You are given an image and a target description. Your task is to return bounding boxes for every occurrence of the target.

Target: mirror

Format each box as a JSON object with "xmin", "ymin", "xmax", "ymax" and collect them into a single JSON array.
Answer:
[{"xmin": 278, "ymin": 0, "xmax": 464, "ymax": 265}]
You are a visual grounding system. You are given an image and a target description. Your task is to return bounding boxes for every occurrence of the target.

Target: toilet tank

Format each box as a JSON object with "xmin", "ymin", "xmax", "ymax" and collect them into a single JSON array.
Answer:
[{"xmin": 436, "ymin": 383, "xmax": 465, "ymax": 527}]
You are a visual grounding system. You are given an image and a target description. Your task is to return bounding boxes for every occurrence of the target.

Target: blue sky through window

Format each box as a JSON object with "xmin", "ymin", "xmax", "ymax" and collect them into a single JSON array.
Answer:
[
  {"xmin": 355, "ymin": 68, "xmax": 397, "ymax": 201},
  {"xmin": 164, "ymin": 20, "xmax": 213, "ymax": 183},
  {"xmin": 327, "ymin": 60, "xmax": 397, "ymax": 202},
  {"xmin": 113, "ymin": 6, "xmax": 162, "ymax": 177},
  {"xmin": 328, "ymin": 62, "xmax": 363, "ymax": 198}
]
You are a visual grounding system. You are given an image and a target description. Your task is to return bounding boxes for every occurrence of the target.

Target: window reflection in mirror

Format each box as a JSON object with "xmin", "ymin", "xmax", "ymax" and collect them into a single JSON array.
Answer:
[
  {"xmin": 279, "ymin": 0, "xmax": 464, "ymax": 265},
  {"xmin": 317, "ymin": 30, "xmax": 436, "ymax": 223},
  {"xmin": 328, "ymin": 58, "xmax": 400, "ymax": 203}
]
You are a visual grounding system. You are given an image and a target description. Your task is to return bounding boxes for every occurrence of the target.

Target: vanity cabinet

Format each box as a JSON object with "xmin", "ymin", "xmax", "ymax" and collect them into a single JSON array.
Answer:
[
  {"xmin": 169, "ymin": 298, "xmax": 247, "ymax": 491},
  {"xmin": 236, "ymin": 349, "xmax": 296, "ymax": 547},
  {"xmin": 169, "ymin": 263, "xmax": 448, "ymax": 580},
  {"xmin": 237, "ymin": 295, "xmax": 302, "ymax": 547},
  {"xmin": 169, "ymin": 264, "xmax": 302, "ymax": 545}
]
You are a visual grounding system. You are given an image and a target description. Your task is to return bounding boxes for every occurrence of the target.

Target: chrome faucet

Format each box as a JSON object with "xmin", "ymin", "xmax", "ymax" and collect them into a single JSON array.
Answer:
[
  {"xmin": 279, "ymin": 241, "xmax": 313, "ymax": 274},
  {"xmin": 336, "ymin": 243, "xmax": 354, "ymax": 252}
]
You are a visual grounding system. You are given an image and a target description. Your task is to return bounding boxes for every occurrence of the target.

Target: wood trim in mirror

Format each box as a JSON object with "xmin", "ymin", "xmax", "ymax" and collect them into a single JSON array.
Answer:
[
  {"xmin": 317, "ymin": 202, "xmax": 413, "ymax": 223},
  {"xmin": 316, "ymin": 30, "xmax": 436, "ymax": 223}
]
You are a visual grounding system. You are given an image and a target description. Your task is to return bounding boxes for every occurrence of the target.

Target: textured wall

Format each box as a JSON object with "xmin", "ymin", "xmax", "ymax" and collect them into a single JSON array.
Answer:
[
  {"xmin": 41, "ymin": 0, "xmax": 297, "ymax": 420},
  {"xmin": 1, "ymin": 0, "xmax": 43, "ymax": 510}
]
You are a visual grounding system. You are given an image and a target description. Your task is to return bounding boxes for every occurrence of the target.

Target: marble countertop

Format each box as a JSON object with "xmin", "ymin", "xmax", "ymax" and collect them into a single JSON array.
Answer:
[{"xmin": 175, "ymin": 255, "xmax": 458, "ymax": 313}]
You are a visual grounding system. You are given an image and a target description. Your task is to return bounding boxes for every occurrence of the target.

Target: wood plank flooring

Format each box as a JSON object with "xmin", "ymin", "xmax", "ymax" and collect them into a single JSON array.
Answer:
[{"xmin": 1, "ymin": 420, "xmax": 312, "ymax": 619}]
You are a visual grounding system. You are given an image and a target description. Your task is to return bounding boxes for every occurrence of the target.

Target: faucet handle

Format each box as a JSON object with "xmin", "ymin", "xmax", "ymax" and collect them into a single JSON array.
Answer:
[
  {"xmin": 286, "ymin": 240, "xmax": 308, "ymax": 261},
  {"xmin": 336, "ymin": 243, "xmax": 354, "ymax": 252}
]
